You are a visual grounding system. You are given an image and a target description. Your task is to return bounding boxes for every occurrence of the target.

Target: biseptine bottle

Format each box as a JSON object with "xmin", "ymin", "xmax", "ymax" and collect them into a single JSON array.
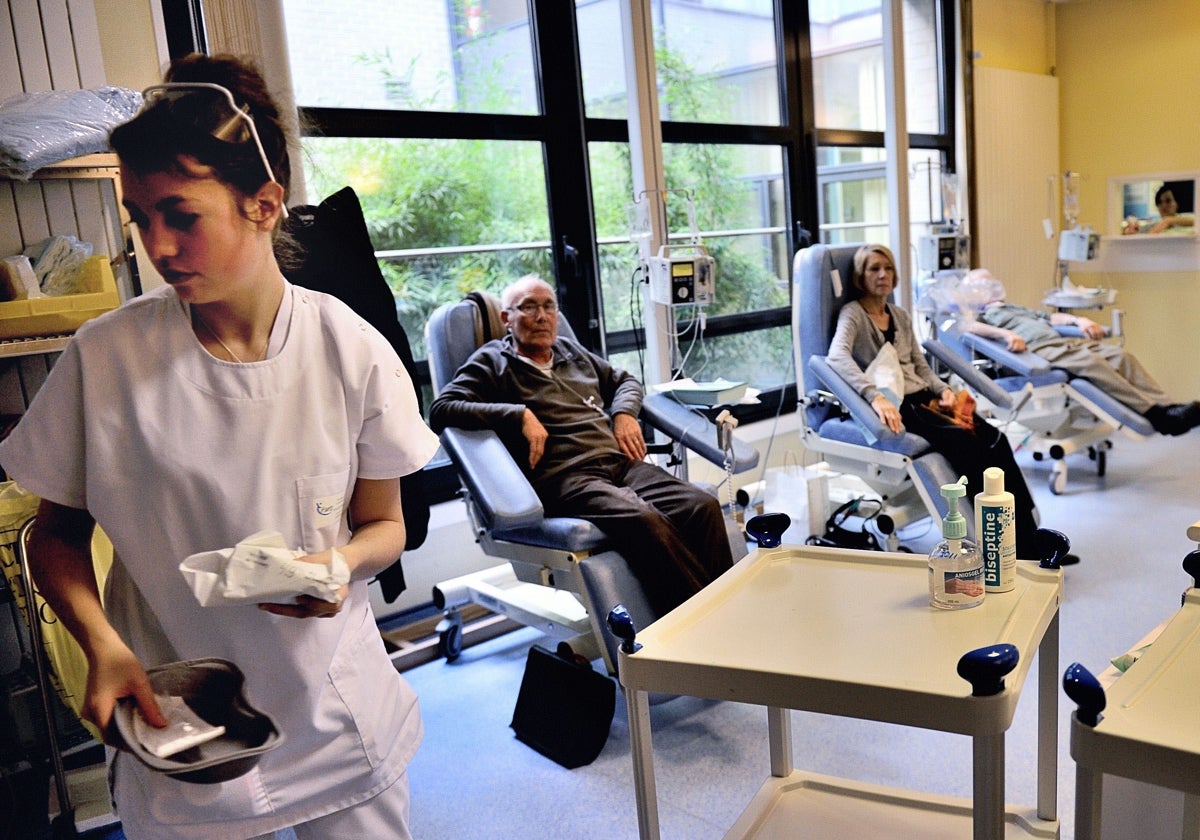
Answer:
[
  {"xmin": 929, "ymin": 476, "xmax": 984, "ymax": 610},
  {"xmin": 975, "ymin": 466, "xmax": 1016, "ymax": 592}
]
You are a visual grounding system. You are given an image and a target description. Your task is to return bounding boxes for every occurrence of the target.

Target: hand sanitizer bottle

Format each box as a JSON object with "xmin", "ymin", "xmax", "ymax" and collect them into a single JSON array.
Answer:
[{"xmin": 929, "ymin": 476, "xmax": 984, "ymax": 610}]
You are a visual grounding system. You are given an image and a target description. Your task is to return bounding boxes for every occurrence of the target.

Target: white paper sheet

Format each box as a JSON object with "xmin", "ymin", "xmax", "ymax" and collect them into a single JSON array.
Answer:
[{"xmin": 179, "ymin": 530, "xmax": 349, "ymax": 606}]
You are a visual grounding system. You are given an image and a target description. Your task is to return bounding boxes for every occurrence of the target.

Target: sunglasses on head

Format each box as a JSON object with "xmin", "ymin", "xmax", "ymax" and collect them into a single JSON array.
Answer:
[{"xmin": 141, "ymin": 82, "xmax": 288, "ymax": 219}]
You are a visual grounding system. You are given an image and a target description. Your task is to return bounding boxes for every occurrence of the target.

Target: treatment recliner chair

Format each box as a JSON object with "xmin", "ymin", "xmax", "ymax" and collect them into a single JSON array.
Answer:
[
  {"xmin": 923, "ymin": 316, "xmax": 1154, "ymax": 495},
  {"xmin": 792, "ymin": 243, "xmax": 964, "ymax": 547},
  {"xmin": 426, "ymin": 292, "xmax": 759, "ymax": 675}
]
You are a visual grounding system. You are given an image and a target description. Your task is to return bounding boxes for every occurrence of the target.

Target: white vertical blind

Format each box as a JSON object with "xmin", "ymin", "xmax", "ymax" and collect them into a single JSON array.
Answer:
[{"xmin": 201, "ymin": 0, "xmax": 306, "ymax": 204}]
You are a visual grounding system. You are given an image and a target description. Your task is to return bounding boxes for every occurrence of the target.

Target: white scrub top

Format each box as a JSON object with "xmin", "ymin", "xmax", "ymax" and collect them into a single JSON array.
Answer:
[{"xmin": 0, "ymin": 282, "xmax": 441, "ymax": 838}]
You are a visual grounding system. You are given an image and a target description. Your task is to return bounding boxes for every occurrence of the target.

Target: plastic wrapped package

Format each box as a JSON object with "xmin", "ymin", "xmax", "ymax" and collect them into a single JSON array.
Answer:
[
  {"xmin": 0, "ymin": 86, "xmax": 142, "ymax": 179},
  {"xmin": 24, "ymin": 234, "xmax": 94, "ymax": 296}
]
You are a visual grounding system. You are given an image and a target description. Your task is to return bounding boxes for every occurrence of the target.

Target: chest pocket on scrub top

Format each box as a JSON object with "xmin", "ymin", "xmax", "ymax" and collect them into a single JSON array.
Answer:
[{"xmin": 296, "ymin": 469, "xmax": 350, "ymax": 554}]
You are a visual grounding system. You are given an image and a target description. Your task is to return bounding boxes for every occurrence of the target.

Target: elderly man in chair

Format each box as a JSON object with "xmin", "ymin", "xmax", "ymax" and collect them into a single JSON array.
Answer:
[
  {"xmin": 428, "ymin": 275, "xmax": 733, "ymax": 617},
  {"xmin": 963, "ymin": 269, "xmax": 1200, "ymax": 436}
]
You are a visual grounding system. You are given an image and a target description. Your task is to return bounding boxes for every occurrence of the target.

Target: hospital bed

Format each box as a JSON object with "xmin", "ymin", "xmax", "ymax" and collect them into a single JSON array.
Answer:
[
  {"xmin": 923, "ymin": 318, "xmax": 1154, "ymax": 494},
  {"xmin": 426, "ymin": 292, "xmax": 759, "ymax": 675},
  {"xmin": 791, "ymin": 243, "xmax": 964, "ymax": 548}
]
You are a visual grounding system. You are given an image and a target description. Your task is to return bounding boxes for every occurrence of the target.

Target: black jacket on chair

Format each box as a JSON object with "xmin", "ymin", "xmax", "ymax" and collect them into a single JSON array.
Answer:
[{"xmin": 280, "ymin": 185, "xmax": 431, "ymax": 602}]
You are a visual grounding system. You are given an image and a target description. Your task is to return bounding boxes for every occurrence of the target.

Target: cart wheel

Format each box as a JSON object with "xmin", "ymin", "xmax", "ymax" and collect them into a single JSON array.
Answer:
[
  {"xmin": 1096, "ymin": 448, "xmax": 1107, "ymax": 477},
  {"xmin": 438, "ymin": 623, "xmax": 463, "ymax": 662},
  {"xmin": 1049, "ymin": 461, "xmax": 1067, "ymax": 495}
]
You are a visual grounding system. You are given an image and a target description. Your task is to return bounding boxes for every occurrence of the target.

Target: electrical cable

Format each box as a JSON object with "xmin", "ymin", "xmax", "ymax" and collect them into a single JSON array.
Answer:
[
  {"xmin": 629, "ymin": 263, "xmax": 647, "ymax": 385},
  {"xmin": 670, "ymin": 308, "xmax": 703, "ymax": 381}
]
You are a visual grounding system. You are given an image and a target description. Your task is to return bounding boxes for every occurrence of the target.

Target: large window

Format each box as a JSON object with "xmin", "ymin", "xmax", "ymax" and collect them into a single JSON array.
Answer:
[
  {"xmin": 256, "ymin": 0, "xmax": 954, "ymax": 410},
  {"xmin": 811, "ymin": 0, "xmax": 956, "ymax": 250}
]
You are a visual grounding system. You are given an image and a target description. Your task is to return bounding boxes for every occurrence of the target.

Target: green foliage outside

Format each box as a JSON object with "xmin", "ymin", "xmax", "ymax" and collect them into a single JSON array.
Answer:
[{"xmin": 300, "ymin": 24, "xmax": 791, "ymax": 381}]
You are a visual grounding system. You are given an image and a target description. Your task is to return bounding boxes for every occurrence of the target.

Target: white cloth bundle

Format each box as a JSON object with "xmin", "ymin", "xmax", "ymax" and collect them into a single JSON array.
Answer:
[{"xmin": 180, "ymin": 531, "xmax": 349, "ymax": 606}]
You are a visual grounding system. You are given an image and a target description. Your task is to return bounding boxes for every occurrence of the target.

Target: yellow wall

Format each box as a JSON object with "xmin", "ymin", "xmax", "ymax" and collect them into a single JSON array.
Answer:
[
  {"xmin": 1055, "ymin": 0, "xmax": 1200, "ymax": 399},
  {"xmin": 94, "ymin": 0, "xmax": 165, "ymax": 90},
  {"xmin": 972, "ymin": 0, "xmax": 1054, "ymax": 74},
  {"xmin": 975, "ymin": 0, "xmax": 1200, "ymax": 399}
]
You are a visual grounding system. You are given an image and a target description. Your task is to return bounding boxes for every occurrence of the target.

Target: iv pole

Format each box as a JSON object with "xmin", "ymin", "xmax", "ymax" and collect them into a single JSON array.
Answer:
[{"xmin": 620, "ymin": 0, "xmax": 673, "ymax": 388}]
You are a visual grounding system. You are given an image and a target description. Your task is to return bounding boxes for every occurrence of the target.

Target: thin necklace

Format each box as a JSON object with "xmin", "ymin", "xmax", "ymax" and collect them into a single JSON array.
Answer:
[{"xmin": 195, "ymin": 312, "xmax": 261, "ymax": 364}]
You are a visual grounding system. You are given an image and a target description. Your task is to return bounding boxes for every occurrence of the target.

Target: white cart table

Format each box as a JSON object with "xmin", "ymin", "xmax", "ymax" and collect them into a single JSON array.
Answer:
[
  {"xmin": 613, "ymin": 541, "xmax": 1063, "ymax": 840},
  {"xmin": 1065, "ymin": 557, "xmax": 1200, "ymax": 840}
]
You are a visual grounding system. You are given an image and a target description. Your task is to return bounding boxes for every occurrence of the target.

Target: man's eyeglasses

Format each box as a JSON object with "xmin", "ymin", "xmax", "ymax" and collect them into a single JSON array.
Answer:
[
  {"xmin": 508, "ymin": 301, "xmax": 558, "ymax": 316},
  {"xmin": 141, "ymin": 82, "xmax": 288, "ymax": 219}
]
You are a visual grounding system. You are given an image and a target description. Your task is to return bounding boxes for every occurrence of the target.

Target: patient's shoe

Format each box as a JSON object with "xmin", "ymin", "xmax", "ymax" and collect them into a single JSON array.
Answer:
[
  {"xmin": 1178, "ymin": 402, "xmax": 1200, "ymax": 433},
  {"xmin": 1164, "ymin": 402, "xmax": 1200, "ymax": 435},
  {"xmin": 1145, "ymin": 403, "xmax": 1200, "ymax": 436}
]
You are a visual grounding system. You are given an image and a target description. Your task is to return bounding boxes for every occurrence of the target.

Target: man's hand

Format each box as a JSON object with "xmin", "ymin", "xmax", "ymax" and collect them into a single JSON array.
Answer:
[
  {"xmin": 1076, "ymin": 317, "xmax": 1106, "ymax": 340},
  {"xmin": 613, "ymin": 412, "xmax": 647, "ymax": 461},
  {"xmin": 1003, "ymin": 331, "xmax": 1027, "ymax": 352},
  {"xmin": 522, "ymin": 408, "xmax": 549, "ymax": 468}
]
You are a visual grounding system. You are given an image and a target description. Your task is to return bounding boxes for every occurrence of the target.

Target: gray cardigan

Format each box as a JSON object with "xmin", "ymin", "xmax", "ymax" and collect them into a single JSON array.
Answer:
[{"xmin": 826, "ymin": 300, "xmax": 947, "ymax": 403}]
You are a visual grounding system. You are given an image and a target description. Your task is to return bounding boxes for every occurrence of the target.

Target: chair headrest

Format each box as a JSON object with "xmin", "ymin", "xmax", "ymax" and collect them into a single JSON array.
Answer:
[
  {"xmin": 793, "ymin": 242, "xmax": 868, "ymax": 353},
  {"xmin": 463, "ymin": 291, "xmax": 505, "ymax": 347}
]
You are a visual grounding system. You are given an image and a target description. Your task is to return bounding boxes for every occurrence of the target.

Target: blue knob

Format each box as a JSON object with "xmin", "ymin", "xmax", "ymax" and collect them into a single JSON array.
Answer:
[
  {"xmin": 957, "ymin": 643, "xmax": 1019, "ymax": 696},
  {"xmin": 746, "ymin": 512, "xmax": 791, "ymax": 548},
  {"xmin": 607, "ymin": 604, "xmax": 641, "ymax": 654},
  {"xmin": 1062, "ymin": 662, "xmax": 1106, "ymax": 727},
  {"xmin": 1183, "ymin": 549, "xmax": 1200, "ymax": 590},
  {"xmin": 1031, "ymin": 528, "xmax": 1071, "ymax": 569}
]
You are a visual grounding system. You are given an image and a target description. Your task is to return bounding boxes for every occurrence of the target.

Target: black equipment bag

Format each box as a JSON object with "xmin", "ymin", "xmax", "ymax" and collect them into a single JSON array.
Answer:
[
  {"xmin": 805, "ymin": 497, "xmax": 883, "ymax": 551},
  {"xmin": 510, "ymin": 644, "xmax": 615, "ymax": 769}
]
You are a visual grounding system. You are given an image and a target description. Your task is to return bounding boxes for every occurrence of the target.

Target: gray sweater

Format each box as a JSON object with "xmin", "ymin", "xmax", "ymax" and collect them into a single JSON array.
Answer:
[
  {"xmin": 428, "ymin": 334, "xmax": 643, "ymax": 481},
  {"xmin": 826, "ymin": 300, "xmax": 947, "ymax": 403}
]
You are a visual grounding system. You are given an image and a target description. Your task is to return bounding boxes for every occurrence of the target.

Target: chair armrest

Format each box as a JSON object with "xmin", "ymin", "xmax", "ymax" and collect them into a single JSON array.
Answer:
[
  {"xmin": 1054, "ymin": 324, "xmax": 1109, "ymax": 339},
  {"xmin": 641, "ymin": 393, "xmax": 760, "ymax": 474},
  {"xmin": 439, "ymin": 428, "xmax": 544, "ymax": 531},
  {"xmin": 961, "ymin": 333, "xmax": 1052, "ymax": 376},
  {"xmin": 922, "ymin": 339, "xmax": 1013, "ymax": 409},
  {"xmin": 807, "ymin": 355, "xmax": 897, "ymax": 441}
]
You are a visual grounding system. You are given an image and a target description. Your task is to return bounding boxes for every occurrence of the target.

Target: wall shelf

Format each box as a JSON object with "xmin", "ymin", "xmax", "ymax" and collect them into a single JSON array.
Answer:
[
  {"xmin": 0, "ymin": 336, "xmax": 71, "ymax": 358},
  {"xmin": 1075, "ymin": 235, "xmax": 1200, "ymax": 273}
]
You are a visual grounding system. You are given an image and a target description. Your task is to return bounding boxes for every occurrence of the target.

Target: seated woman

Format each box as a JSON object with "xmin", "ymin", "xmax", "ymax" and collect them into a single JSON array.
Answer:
[{"xmin": 827, "ymin": 244, "xmax": 1067, "ymax": 562}]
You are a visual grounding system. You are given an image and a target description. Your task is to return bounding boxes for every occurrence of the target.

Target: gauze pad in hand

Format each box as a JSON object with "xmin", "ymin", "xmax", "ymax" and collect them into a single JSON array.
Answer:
[
  {"xmin": 132, "ymin": 694, "xmax": 226, "ymax": 758},
  {"xmin": 180, "ymin": 530, "xmax": 349, "ymax": 606}
]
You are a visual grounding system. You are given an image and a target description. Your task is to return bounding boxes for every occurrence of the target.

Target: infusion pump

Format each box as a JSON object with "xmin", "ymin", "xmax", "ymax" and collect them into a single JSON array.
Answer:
[
  {"xmin": 916, "ymin": 232, "xmax": 970, "ymax": 272},
  {"xmin": 648, "ymin": 244, "xmax": 716, "ymax": 307},
  {"xmin": 1058, "ymin": 226, "xmax": 1101, "ymax": 262}
]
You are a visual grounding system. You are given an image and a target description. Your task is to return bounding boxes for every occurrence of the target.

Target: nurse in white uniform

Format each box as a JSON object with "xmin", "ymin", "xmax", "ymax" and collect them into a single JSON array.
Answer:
[{"xmin": 0, "ymin": 53, "xmax": 440, "ymax": 839}]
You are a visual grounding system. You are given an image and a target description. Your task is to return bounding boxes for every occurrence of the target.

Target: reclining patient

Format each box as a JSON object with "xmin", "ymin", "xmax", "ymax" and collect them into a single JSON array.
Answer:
[
  {"xmin": 828, "ymin": 245, "xmax": 1061, "ymax": 561},
  {"xmin": 428, "ymin": 274, "xmax": 733, "ymax": 616},
  {"xmin": 963, "ymin": 269, "xmax": 1200, "ymax": 436}
]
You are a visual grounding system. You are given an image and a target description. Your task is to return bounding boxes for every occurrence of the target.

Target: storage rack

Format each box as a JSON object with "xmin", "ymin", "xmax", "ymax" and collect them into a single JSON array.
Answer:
[{"xmin": 0, "ymin": 152, "xmax": 137, "ymax": 837}]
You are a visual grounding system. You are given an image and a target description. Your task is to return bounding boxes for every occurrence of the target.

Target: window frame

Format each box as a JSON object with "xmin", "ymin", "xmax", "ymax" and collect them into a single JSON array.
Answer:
[{"xmin": 162, "ymin": 0, "xmax": 957, "ymax": 425}]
